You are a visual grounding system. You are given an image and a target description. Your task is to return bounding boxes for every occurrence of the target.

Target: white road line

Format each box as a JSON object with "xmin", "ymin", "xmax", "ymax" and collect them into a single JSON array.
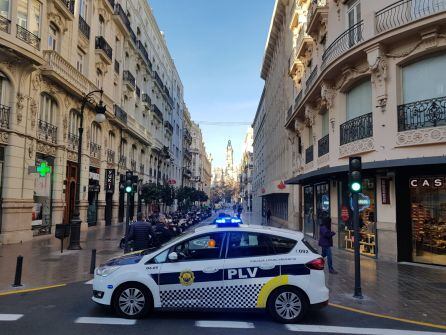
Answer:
[
  {"xmin": 195, "ymin": 321, "xmax": 255, "ymax": 329},
  {"xmin": 75, "ymin": 317, "xmax": 136, "ymax": 325},
  {"xmin": 84, "ymin": 279, "xmax": 93, "ymax": 285},
  {"xmin": 285, "ymin": 325, "xmax": 446, "ymax": 335},
  {"xmin": 0, "ymin": 314, "xmax": 24, "ymax": 321}
]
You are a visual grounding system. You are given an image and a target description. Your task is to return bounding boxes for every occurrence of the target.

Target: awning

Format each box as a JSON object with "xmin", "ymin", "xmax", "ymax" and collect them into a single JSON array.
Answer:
[{"xmin": 285, "ymin": 156, "xmax": 446, "ymax": 185}]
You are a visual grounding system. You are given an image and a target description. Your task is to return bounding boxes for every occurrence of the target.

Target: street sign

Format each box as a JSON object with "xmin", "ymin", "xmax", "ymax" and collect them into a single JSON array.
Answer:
[
  {"xmin": 350, "ymin": 193, "xmax": 370, "ymax": 212},
  {"xmin": 341, "ymin": 205, "xmax": 349, "ymax": 222}
]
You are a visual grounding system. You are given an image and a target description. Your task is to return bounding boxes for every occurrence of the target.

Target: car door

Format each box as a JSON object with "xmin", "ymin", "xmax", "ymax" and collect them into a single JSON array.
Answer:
[
  {"xmin": 157, "ymin": 232, "xmax": 226, "ymax": 309},
  {"xmin": 223, "ymin": 231, "xmax": 280, "ymax": 309}
]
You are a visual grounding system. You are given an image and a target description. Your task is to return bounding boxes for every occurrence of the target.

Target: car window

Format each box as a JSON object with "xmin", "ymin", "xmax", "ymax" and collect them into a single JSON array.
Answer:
[
  {"xmin": 227, "ymin": 232, "xmax": 273, "ymax": 258},
  {"xmin": 172, "ymin": 232, "xmax": 224, "ymax": 261},
  {"xmin": 153, "ymin": 249, "xmax": 169, "ymax": 264},
  {"xmin": 270, "ymin": 235, "xmax": 297, "ymax": 254}
]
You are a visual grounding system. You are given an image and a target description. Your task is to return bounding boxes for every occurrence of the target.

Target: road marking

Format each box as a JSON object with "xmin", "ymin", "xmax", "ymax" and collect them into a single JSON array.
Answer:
[
  {"xmin": 195, "ymin": 321, "xmax": 255, "ymax": 329},
  {"xmin": 75, "ymin": 317, "xmax": 136, "ymax": 325},
  {"xmin": 84, "ymin": 279, "xmax": 93, "ymax": 285},
  {"xmin": 286, "ymin": 325, "xmax": 446, "ymax": 335},
  {"xmin": 329, "ymin": 303, "xmax": 446, "ymax": 331},
  {"xmin": 0, "ymin": 284, "xmax": 66, "ymax": 297},
  {"xmin": 0, "ymin": 314, "xmax": 23, "ymax": 321}
]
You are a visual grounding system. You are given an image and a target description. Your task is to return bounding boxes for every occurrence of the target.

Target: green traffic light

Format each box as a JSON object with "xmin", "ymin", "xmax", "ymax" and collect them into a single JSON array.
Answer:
[
  {"xmin": 125, "ymin": 186, "xmax": 132, "ymax": 193},
  {"xmin": 351, "ymin": 182, "xmax": 361, "ymax": 192}
]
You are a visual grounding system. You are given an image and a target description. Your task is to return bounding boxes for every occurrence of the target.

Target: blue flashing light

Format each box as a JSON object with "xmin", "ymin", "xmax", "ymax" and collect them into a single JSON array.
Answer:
[
  {"xmin": 231, "ymin": 218, "xmax": 242, "ymax": 223},
  {"xmin": 215, "ymin": 219, "xmax": 226, "ymax": 224},
  {"xmin": 215, "ymin": 216, "xmax": 242, "ymax": 228}
]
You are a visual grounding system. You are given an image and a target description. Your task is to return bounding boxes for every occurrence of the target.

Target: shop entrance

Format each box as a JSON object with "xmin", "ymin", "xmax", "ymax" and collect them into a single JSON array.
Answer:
[
  {"xmin": 32, "ymin": 154, "xmax": 54, "ymax": 236},
  {"xmin": 64, "ymin": 162, "xmax": 77, "ymax": 225},
  {"xmin": 87, "ymin": 167, "xmax": 100, "ymax": 227}
]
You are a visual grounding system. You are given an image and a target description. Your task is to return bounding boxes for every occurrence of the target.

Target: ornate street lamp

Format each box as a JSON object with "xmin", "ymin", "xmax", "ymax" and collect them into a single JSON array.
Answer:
[{"xmin": 68, "ymin": 89, "xmax": 106, "ymax": 250}]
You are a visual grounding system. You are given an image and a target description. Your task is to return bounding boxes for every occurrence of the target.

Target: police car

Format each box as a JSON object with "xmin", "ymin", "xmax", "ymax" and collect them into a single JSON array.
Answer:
[{"xmin": 92, "ymin": 218, "xmax": 329, "ymax": 323}]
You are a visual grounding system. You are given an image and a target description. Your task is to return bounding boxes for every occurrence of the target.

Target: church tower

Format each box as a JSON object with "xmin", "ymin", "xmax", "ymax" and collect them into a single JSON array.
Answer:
[{"xmin": 226, "ymin": 140, "xmax": 234, "ymax": 174}]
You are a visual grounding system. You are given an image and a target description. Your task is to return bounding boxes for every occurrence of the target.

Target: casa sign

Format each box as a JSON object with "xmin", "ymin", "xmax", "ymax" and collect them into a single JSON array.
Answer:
[{"xmin": 409, "ymin": 177, "xmax": 445, "ymax": 188}]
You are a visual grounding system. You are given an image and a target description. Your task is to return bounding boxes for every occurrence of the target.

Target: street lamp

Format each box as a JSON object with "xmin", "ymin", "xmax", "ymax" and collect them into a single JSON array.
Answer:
[{"xmin": 68, "ymin": 89, "xmax": 106, "ymax": 250}]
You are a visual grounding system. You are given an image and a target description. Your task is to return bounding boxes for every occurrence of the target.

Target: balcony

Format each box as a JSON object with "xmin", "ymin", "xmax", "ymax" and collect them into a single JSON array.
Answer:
[
  {"xmin": 307, "ymin": 0, "xmax": 328, "ymax": 38},
  {"xmin": 322, "ymin": 21, "xmax": 364, "ymax": 69},
  {"xmin": 318, "ymin": 135, "xmax": 329, "ymax": 157},
  {"xmin": 183, "ymin": 129, "xmax": 192, "ymax": 144},
  {"xmin": 294, "ymin": 90, "xmax": 303, "ymax": 110},
  {"xmin": 296, "ymin": 23, "xmax": 312, "ymax": 59},
  {"xmin": 114, "ymin": 105, "xmax": 128, "ymax": 125},
  {"xmin": 16, "ymin": 25, "xmax": 40, "ymax": 50},
  {"xmin": 113, "ymin": 3, "xmax": 132, "ymax": 37},
  {"xmin": 340, "ymin": 112, "xmax": 373, "ymax": 146},
  {"xmin": 376, "ymin": 0, "xmax": 446, "ymax": 34},
  {"xmin": 140, "ymin": 164, "xmax": 145, "ymax": 175},
  {"xmin": 305, "ymin": 145, "xmax": 314, "ymax": 164},
  {"xmin": 114, "ymin": 60, "xmax": 120, "ymax": 74},
  {"xmin": 154, "ymin": 71, "xmax": 164, "ymax": 90},
  {"xmin": 0, "ymin": 15, "xmax": 10, "ymax": 33},
  {"xmin": 0, "ymin": 104, "xmax": 10, "ymax": 129},
  {"xmin": 305, "ymin": 66, "xmax": 318, "ymax": 93},
  {"xmin": 398, "ymin": 96, "xmax": 446, "ymax": 131},
  {"xmin": 118, "ymin": 155, "xmax": 127, "ymax": 169},
  {"xmin": 164, "ymin": 120, "xmax": 173, "ymax": 134},
  {"xmin": 54, "ymin": 0, "xmax": 75, "ymax": 19},
  {"xmin": 90, "ymin": 142, "xmax": 101, "ymax": 159},
  {"xmin": 137, "ymin": 40, "xmax": 150, "ymax": 65},
  {"xmin": 123, "ymin": 70, "xmax": 135, "ymax": 91},
  {"xmin": 142, "ymin": 93, "xmax": 151, "ymax": 107},
  {"xmin": 78, "ymin": 16, "xmax": 90, "ymax": 39},
  {"xmin": 106, "ymin": 0, "xmax": 115, "ymax": 10},
  {"xmin": 136, "ymin": 85, "xmax": 141, "ymax": 99},
  {"xmin": 152, "ymin": 104, "xmax": 163, "ymax": 122},
  {"xmin": 42, "ymin": 50, "xmax": 92, "ymax": 97},
  {"xmin": 95, "ymin": 36, "xmax": 112, "ymax": 64},
  {"xmin": 38, "ymin": 119, "xmax": 57, "ymax": 144},
  {"xmin": 106, "ymin": 149, "xmax": 115, "ymax": 164},
  {"xmin": 130, "ymin": 159, "xmax": 137, "ymax": 171},
  {"xmin": 67, "ymin": 132, "xmax": 79, "ymax": 151},
  {"xmin": 289, "ymin": 49, "xmax": 304, "ymax": 77}
]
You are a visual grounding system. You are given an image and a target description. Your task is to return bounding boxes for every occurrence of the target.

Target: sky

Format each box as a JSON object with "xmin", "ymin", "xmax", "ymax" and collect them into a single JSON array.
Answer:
[{"xmin": 149, "ymin": 0, "xmax": 275, "ymax": 169}]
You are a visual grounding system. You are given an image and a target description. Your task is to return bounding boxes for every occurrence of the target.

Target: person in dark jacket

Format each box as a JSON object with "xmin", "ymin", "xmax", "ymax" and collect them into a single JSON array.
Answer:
[
  {"xmin": 127, "ymin": 212, "xmax": 155, "ymax": 251},
  {"xmin": 318, "ymin": 216, "xmax": 337, "ymax": 274}
]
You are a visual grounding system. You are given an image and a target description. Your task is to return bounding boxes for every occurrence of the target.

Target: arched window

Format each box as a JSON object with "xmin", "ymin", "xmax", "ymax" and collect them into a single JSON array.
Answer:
[
  {"xmin": 131, "ymin": 145, "xmax": 137, "ymax": 161},
  {"xmin": 108, "ymin": 131, "xmax": 115, "ymax": 151},
  {"xmin": 40, "ymin": 93, "xmax": 57, "ymax": 124},
  {"xmin": 68, "ymin": 109, "xmax": 80, "ymax": 135},
  {"xmin": 48, "ymin": 23, "xmax": 60, "ymax": 51},
  {"xmin": 90, "ymin": 122, "xmax": 101, "ymax": 145}
]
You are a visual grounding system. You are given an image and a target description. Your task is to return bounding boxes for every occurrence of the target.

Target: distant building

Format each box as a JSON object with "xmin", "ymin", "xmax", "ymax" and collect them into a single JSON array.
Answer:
[{"xmin": 239, "ymin": 128, "xmax": 254, "ymax": 211}]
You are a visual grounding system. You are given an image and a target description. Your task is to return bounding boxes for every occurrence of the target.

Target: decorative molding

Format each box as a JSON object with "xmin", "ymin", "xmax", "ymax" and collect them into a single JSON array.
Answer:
[
  {"xmin": 0, "ymin": 131, "xmax": 8, "ymax": 144},
  {"xmin": 31, "ymin": 74, "xmax": 42, "ymax": 91},
  {"xmin": 90, "ymin": 157, "xmax": 100, "ymax": 168},
  {"xmin": 317, "ymin": 153, "xmax": 330, "ymax": 165},
  {"xmin": 339, "ymin": 138, "xmax": 375, "ymax": 158},
  {"xmin": 29, "ymin": 97, "xmax": 38, "ymax": 129},
  {"xmin": 386, "ymin": 32, "xmax": 446, "ymax": 59},
  {"xmin": 335, "ymin": 64, "xmax": 370, "ymax": 92},
  {"xmin": 16, "ymin": 93, "xmax": 26, "ymax": 124},
  {"xmin": 28, "ymin": 141, "xmax": 33, "ymax": 158},
  {"xmin": 67, "ymin": 150, "xmax": 78, "ymax": 162},
  {"xmin": 47, "ymin": 12, "xmax": 66, "ymax": 32},
  {"xmin": 63, "ymin": 116, "xmax": 68, "ymax": 140},
  {"xmin": 321, "ymin": 81, "xmax": 336, "ymax": 110},
  {"xmin": 396, "ymin": 126, "xmax": 446, "ymax": 147},
  {"xmin": 36, "ymin": 141, "xmax": 57, "ymax": 156}
]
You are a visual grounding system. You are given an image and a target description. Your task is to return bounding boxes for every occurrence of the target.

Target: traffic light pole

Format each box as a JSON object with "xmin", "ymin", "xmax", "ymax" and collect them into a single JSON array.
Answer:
[
  {"xmin": 124, "ymin": 191, "xmax": 131, "ymax": 253},
  {"xmin": 352, "ymin": 192, "xmax": 363, "ymax": 299}
]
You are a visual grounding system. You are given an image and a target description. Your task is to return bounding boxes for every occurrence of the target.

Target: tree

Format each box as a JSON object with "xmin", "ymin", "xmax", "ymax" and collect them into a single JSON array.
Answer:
[
  {"xmin": 141, "ymin": 183, "xmax": 160, "ymax": 203},
  {"xmin": 160, "ymin": 184, "xmax": 175, "ymax": 207}
]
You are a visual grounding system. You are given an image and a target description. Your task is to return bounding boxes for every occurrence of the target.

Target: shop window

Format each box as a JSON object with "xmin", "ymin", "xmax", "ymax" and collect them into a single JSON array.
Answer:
[
  {"xmin": 32, "ymin": 155, "xmax": 53, "ymax": 235},
  {"xmin": 346, "ymin": 79, "xmax": 372, "ymax": 120},
  {"xmin": 304, "ymin": 186, "xmax": 315, "ymax": 237},
  {"xmin": 410, "ymin": 176, "xmax": 446, "ymax": 266}
]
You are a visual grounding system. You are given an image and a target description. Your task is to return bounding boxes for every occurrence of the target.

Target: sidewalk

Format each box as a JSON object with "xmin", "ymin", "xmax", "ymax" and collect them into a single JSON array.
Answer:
[{"xmin": 0, "ymin": 224, "xmax": 125, "ymax": 292}]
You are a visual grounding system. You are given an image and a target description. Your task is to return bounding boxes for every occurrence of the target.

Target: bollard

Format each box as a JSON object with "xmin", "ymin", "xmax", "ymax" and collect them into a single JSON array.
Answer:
[
  {"xmin": 89, "ymin": 249, "xmax": 97, "ymax": 275},
  {"xmin": 12, "ymin": 256, "xmax": 23, "ymax": 287}
]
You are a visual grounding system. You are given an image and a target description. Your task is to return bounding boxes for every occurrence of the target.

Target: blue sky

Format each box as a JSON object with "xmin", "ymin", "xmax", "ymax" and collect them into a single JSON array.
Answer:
[{"xmin": 149, "ymin": 0, "xmax": 275, "ymax": 168}]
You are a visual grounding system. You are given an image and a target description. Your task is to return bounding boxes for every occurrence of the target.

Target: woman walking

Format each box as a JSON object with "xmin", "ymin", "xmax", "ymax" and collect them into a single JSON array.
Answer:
[{"xmin": 318, "ymin": 216, "xmax": 337, "ymax": 274}]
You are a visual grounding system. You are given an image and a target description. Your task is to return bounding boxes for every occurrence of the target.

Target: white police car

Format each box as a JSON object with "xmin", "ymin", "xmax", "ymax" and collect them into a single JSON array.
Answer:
[{"xmin": 92, "ymin": 219, "xmax": 329, "ymax": 323}]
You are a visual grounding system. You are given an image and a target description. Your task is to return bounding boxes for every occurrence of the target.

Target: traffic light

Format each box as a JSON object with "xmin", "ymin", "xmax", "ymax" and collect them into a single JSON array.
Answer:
[
  {"xmin": 349, "ymin": 157, "xmax": 362, "ymax": 193},
  {"xmin": 125, "ymin": 171, "xmax": 133, "ymax": 193},
  {"xmin": 132, "ymin": 175, "xmax": 139, "ymax": 194}
]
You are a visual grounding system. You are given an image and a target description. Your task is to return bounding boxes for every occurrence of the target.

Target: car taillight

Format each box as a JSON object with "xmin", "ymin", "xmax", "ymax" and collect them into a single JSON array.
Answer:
[{"xmin": 305, "ymin": 257, "xmax": 325, "ymax": 270}]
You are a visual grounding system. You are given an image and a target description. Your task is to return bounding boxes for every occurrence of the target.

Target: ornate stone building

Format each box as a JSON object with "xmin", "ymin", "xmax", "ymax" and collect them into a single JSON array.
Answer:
[{"xmin": 0, "ymin": 0, "xmax": 187, "ymax": 244}]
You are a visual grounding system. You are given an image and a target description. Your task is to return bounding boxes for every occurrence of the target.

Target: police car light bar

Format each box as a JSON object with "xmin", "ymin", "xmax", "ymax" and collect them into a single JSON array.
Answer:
[
  {"xmin": 215, "ymin": 218, "xmax": 226, "ymax": 224},
  {"xmin": 215, "ymin": 217, "xmax": 242, "ymax": 227}
]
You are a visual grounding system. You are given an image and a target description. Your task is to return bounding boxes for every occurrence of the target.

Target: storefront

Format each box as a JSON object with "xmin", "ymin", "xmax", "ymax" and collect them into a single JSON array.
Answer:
[
  {"xmin": 87, "ymin": 167, "xmax": 100, "ymax": 226},
  {"xmin": 32, "ymin": 154, "xmax": 54, "ymax": 235},
  {"xmin": 303, "ymin": 182, "xmax": 330, "ymax": 239}
]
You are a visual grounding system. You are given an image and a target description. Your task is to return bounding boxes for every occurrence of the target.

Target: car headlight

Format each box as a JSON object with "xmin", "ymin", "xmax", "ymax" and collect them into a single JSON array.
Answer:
[{"xmin": 95, "ymin": 265, "xmax": 120, "ymax": 277}]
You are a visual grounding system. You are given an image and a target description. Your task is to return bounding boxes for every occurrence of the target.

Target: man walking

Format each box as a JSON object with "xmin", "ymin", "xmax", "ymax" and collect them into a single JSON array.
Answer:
[
  {"xmin": 127, "ymin": 212, "xmax": 155, "ymax": 251},
  {"xmin": 266, "ymin": 208, "xmax": 272, "ymax": 225}
]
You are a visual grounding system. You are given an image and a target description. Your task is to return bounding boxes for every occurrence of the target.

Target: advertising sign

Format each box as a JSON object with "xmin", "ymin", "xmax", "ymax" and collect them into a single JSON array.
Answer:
[
  {"xmin": 105, "ymin": 169, "xmax": 115, "ymax": 193},
  {"xmin": 350, "ymin": 193, "xmax": 371, "ymax": 212}
]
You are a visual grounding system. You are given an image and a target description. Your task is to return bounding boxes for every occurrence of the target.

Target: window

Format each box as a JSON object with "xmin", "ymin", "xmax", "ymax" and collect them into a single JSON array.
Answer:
[
  {"xmin": 0, "ymin": 72, "xmax": 10, "ymax": 106},
  {"xmin": 68, "ymin": 109, "xmax": 80, "ymax": 134},
  {"xmin": 0, "ymin": 0, "xmax": 10, "ymax": 18},
  {"xmin": 270, "ymin": 235, "xmax": 297, "ymax": 254},
  {"xmin": 322, "ymin": 112, "xmax": 329, "ymax": 137},
  {"xmin": 90, "ymin": 122, "xmax": 101, "ymax": 144},
  {"xmin": 227, "ymin": 232, "xmax": 273, "ymax": 258},
  {"xmin": 347, "ymin": 0, "xmax": 361, "ymax": 28},
  {"xmin": 98, "ymin": 14, "xmax": 105, "ymax": 36},
  {"xmin": 108, "ymin": 131, "xmax": 115, "ymax": 151},
  {"xmin": 17, "ymin": 0, "xmax": 41, "ymax": 36},
  {"xmin": 76, "ymin": 49, "xmax": 84, "ymax": 74},
  {"xmin": 40, "ymin": 93, "xmax": 57, "ymax": 124},
  {"xmin": 346, "ymin": 79, "xmax": 372, "ymax": 120},
  {"xmin": 403, "ymin": 53, "xmax": 446, "ymax": 104},
  {"xmin": 115, "ymin": 37, "xmax": 121, "ymax": 61},
  {"xmin": 48, "ymin": 23, "xmax": 59, "ymax": 51},
  {"xmin": 308, "ymin": 126, "xmax": 313, "ymax": 145},
  {"xmin": 96, "ymin": 68, "xmax": 103, "ymax": 88},
  {"xmin": 172, "ymin": 233, "xmax": 224, "ymax": 261},
  {"xmin": 120, "ymin": 139, "xmax": 127, "ymax": 157},
  {"xmin": 79, "ymin": 0, "xmax": 88, "ymax": 19}
]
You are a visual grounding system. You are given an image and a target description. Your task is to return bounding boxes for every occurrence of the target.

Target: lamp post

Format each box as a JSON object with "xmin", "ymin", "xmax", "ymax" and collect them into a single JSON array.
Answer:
[{"xmin": 68, "ymin": 89, "xmax": 107, "ymax": 250}]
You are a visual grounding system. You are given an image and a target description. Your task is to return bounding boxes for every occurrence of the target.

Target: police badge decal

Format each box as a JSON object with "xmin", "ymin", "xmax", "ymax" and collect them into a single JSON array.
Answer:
[{"xmin": 179, "ymin": 270, "xmax": 195, "ymax": 286}]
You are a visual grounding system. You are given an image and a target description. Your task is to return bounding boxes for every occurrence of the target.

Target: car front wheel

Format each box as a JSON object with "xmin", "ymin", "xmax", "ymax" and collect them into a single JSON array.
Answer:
[
  {"xmin": 267, "ymin": 286, "xmax": 308, "ymax": 323},
  {"xmin": 112, "ymin": 283, "xmax": 152, "ymax": 319}
]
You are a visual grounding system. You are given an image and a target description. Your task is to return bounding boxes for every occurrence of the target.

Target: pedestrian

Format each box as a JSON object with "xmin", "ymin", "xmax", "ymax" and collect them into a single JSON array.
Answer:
[
  {"xmin": 127, "ymin": 212, "xmax": 156, "ymax": 251},
  {"xmin": 266, "ymin": 208, "xmax": 272, "ymax": 224},
  {"xmin": 318, "ymin": 216, "xmax": 337, "ymax": 274},
  {"xmin": 237, "ymin": 205, "xmax": 243, "ymax": 219}
]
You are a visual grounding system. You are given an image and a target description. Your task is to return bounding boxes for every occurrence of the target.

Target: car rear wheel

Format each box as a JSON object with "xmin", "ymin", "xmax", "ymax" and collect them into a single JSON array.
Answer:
[
  {"xmin": 267, "ymin": 286, "xmax": 308, "ymax": 323},
  {"xmin": 112, "ymin": 283, "xmax": 152, "ymax": 319}
]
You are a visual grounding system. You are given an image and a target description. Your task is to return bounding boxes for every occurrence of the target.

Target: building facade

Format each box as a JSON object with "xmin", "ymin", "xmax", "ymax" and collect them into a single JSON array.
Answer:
[
  {"xmin": 181, "ymin": 107, "xmax": 193, "ymax": 187},
  {"xmin": 258, "ymin": 0, "xmax": 446, "ymax": 266},
  {"xmin": 190, "ymin": 121, "xmax": 212, "ymax": 196},
  {"xmin": 239, "ymin": 128, "xmax": 254, "ymax": 211},
  {"xmin": 0, "ymin": 0, "xmax": 189, "ymax": 244}
]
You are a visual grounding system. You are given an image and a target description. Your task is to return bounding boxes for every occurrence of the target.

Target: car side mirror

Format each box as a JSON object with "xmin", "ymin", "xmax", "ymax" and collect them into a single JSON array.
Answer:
[{"xmin": 168, "ymin": 252, "xmax": 178, "ymax": 262}]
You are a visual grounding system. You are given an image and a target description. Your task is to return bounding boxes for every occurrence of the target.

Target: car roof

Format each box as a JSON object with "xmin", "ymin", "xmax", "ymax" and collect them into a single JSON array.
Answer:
[{"xmin": 194, "ymin": 224, "xmax": 303, "ymax": 240}]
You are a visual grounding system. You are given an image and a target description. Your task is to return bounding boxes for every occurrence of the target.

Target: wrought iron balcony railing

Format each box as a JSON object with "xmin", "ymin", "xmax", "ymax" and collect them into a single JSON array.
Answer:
[
  {"xmin": 164, "ymin": 120, "xmax": 173, "ymax": 133},
  {"xmin": 340, "ymin": 112, "xmax": 373, "ymax": 146},
  {"xmin": 305, "ymin": 145, "xmax": 314, "ymax": 164},
  {"xmin": 130, "ymin": 159, "xmax": 137, "ymax": 171},
  {"xmin": 307, "ymin": 0, "xmax": 328, "ymax": 29},
  {"xmin": 137, "ymin": 40, "xmax": 149, "ymax": 63},
  {"xmin": 398, "ymin": 96, "xmax": 446, "ymax": 131},
  {"xmin": 38, "ymin": 119, "xmax": 57, "ymax": 144},
  {"xmin": 114, "ymin": 3, "xmax": 131, "ymax": 32},
  {"xmin": 114, "ymin": 60, "xmax": 120, "ymax": 74},
  {"xmin": 123, "ymin": 70, "xmax": 136, "ymax": 89},
  {"xmin": 294, "ymin": 90, "xmax": 303, "ymax": 111},
  {"xmin": 376, "ymin": 0, "xmax": 446, "ymax": 34},
  {"xmin": 58, "ymin": 0, "xmax": 75, "ymax": 14},
  {"xmin": 78, "ymin": 16, "xmax": 90, "ymax": 39},
  {"xmin": 114, "ymin": 104, "xmax": 127, "ymax": 124},
  {"xmin": 322, "ymin": 21, "xmax": 364, "ymax": 69},
  {"xmin": 118, "ymin": 155, "xmax": 127, "ymax": 168},
  {"xmin": 136, "ymin": 85, "xmax": 141, "ymax": 99},
  {"xmin": 0, "ymin": 15, "xmax": 11, "ymax": 33},
  {"xmin": 154, "ymin": 71, "xmax": 164, "ymax": 89},
  {"xmin": 16, "ymin": 25, "xmax": 40, "ymax": 50},
  {"xmin": 106, "ymin": 149, "xmax": 115, "ymax": 164},
  {"xmin": 305, "ymin": 66, "xmax": 318, "ymax": 93},
  {"xmin": 0, "ymin": 104, "xmax": 10, "ymax": 129},
  {"xmin": 153, "ymin": 104, "xmax": 163, "ymax": 122},
  {"xmin": 318, "ymin": 134, "xmax": 329, "ymax": 157},
  {"xmin": 90, "ymin": 142, "xmax": 101, "ymax": 159},
  {"xmin": 95, "ymin": 36, "xmax": 112, "ymax": 60},
  {"xmin": 67, "ymin": 132, "xmax": 79, "ymax": 150},
  {"xmin": 142, "ymin": 93, "xmax": 151, "ymax": 105}
]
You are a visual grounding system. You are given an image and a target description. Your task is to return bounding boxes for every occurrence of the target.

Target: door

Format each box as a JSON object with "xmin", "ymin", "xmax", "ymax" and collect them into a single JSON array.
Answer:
[
  {"xmin": 223, "ymin": 231, "xmax": 279, "ymax": 309},
  {"xmin": 157, "ymin": 232, "xmax": 226, "ymax": 308},
  {"xmin": 105, "ymin": 193, "xmax": 112, "ymax": 226},
  {"xmin": 347, "ymin": 0, "xmax": 361, "ymax": 46}
]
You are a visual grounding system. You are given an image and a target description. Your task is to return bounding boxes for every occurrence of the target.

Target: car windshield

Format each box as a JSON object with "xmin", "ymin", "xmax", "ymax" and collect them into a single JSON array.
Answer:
[{"xmin": 140, "ymin": 230, "xmax": 194, "ymax": 255}]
